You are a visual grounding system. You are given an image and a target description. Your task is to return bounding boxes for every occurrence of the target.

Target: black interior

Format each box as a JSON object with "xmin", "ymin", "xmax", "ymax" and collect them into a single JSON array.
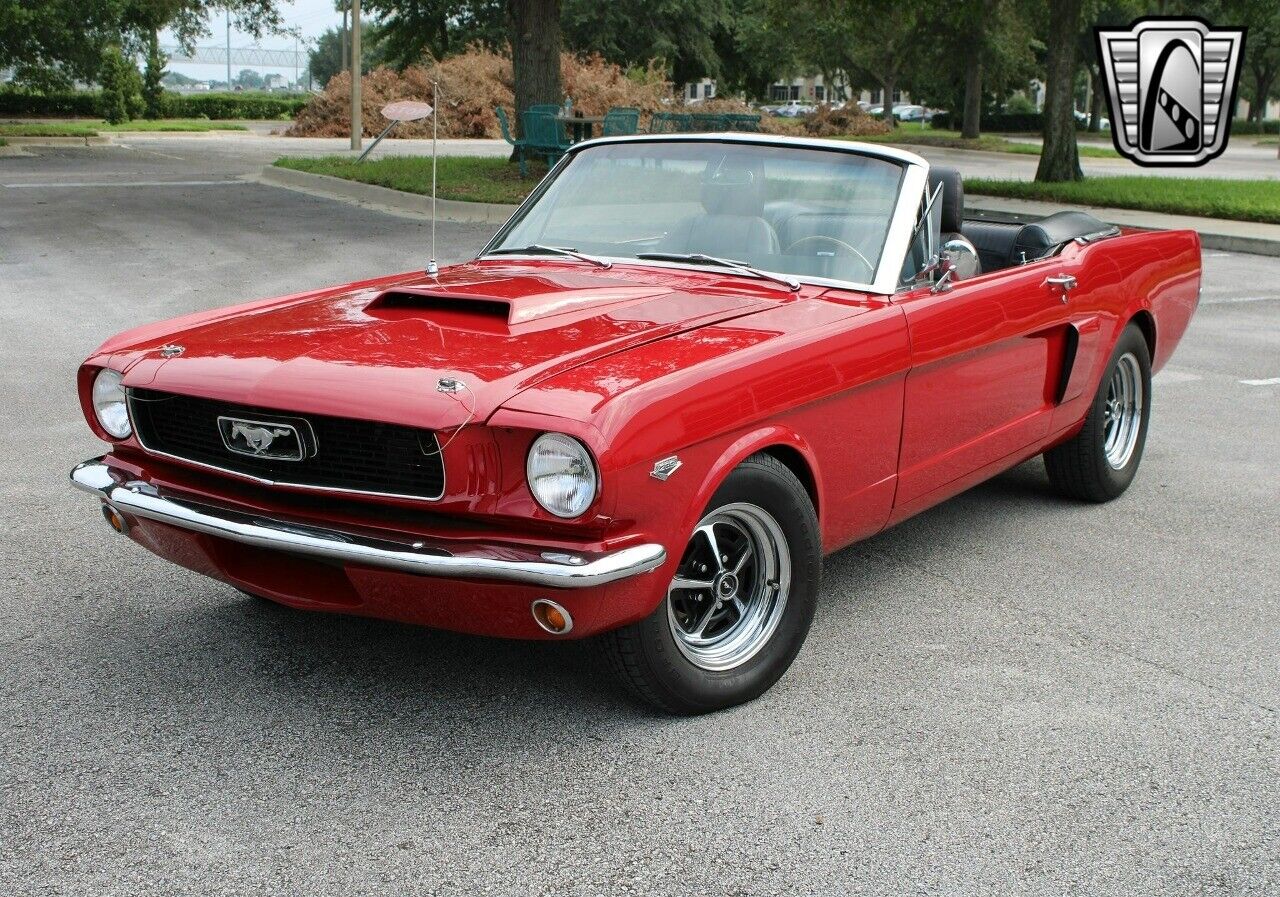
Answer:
[{"xmin": 925, "ymin": 165, "xmax": 1114, "ymax": 275}]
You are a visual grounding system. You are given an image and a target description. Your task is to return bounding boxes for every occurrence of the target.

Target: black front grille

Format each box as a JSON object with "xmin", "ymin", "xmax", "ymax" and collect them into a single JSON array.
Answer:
[{"xmin": 129, "ymin": 389, "xmax": 445, "ymax": 499}]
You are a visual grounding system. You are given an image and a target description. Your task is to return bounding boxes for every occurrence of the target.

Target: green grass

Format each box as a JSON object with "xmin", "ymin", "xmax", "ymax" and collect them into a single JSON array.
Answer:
[
  {"xmin": 0, "ymin": 119, "xmax": 247, "ymax": 136},
  {"xmin": 0, "ymin": 122, "xmax": 99, "ymax": 136},
  {"xmin": 277, "ymin": 153, "xmax": 1275, "ymax": 225},
  {"xmin": 966, "ymin": 176, "xmax": 1280, "ymax": 224},
  {"xmin": 274, "ymin": 155, "xmax": 548, "ymax": 204},
  {"xmin": 97, "ymin": 119, "xmax": 248, "ymax": 132},
  {"xmin": 850, "ymin": 125, "xmax": 1120, "ymax": 158}
]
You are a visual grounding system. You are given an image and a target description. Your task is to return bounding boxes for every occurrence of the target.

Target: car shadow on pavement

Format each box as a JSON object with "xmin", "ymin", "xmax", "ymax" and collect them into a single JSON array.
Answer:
[{"xmin": 54, "ymin": 459, "xmax": 1068, "ymax": 737}]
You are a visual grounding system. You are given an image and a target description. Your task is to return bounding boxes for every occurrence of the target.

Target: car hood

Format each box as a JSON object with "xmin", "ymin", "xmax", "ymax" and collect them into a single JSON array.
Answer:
[{"xmin": 120, "ymin": 261, "xmax": 777, "ymax": 429}]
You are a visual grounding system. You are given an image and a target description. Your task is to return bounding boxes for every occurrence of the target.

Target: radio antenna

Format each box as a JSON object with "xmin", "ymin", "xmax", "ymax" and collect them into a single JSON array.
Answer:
[{"xmin": 427, "ymin": 75, "xmax": 439, "ymax": 277}]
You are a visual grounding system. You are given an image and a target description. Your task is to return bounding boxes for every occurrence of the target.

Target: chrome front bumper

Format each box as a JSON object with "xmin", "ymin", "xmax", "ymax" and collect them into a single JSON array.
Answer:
[{"xmin": 70, "ymin": 458, "xmax": 666, "ymax": 589}]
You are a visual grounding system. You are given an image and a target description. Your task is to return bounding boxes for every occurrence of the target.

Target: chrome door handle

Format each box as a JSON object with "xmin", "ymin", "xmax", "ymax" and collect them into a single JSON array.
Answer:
[{"xmin": 1044, "ymin": 274, "xmax": 1077, "ymax": 302}]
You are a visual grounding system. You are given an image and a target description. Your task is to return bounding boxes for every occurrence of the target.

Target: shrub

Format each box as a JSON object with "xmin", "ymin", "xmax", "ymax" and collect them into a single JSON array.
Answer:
[
  {"xmin": 143, "ymin": 36, "xmax": 166, "ymax": 120},
  {"xmin": 1229, "ymin": 118, "xmax": 1280, "ymax": 135},
  {"xmin": 931, "ymin": 110, "xmax": 1045, "ymax": 131},
  {"xmin": 160, "ymin": 92, "xmax": 309, "ymax": 119},
  {"xmin": 0, "ymin": 88, "xmax": 306, "ymax": 120},
  {"xmin": 0, "ymin": 89, "xmax": 101, "ymax": 116},
  {"xmin": 98, "ymin": 47, "xmax": 130, "ymax": 124}
]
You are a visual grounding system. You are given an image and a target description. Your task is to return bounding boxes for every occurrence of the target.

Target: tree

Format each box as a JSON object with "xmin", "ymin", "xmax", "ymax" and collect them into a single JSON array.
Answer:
[
  {"xmin": 561, "ymin": 0, "xmax": 727, "ymax": 87},
  {"xmin": 142, "ymin": 30, "xmax": 166, "ymax": 118},
  {"xmin": 1238, "ymin": 0, "xmax": 1280, "ymax": 125},
  {"xmin": 775, "ymin": 0, "xmax": 930, "ymax": 129},
  {"xmin": 713, "ymin": 0, "xmax": 796, "ymax": 99},
  {"xmin": 0, "ymin": 0, "xmax": 286, "ymax": 90},
  {"xmin": 308, "ymin": 23, "xmax": 380, "ymax": 87},
  {"xmin": 508, "ymin": 0, "xmax": 562, "ymax": 132},
  {"xmin": 234, "ymin": 67, "xmax": 264, "ymax": 89},
  {"xmin": 98, "ymin": 44, "xmax": 130, "ymax": 123},
  {"xmin": 359, "ymin": 0, "xmax": 561, "ymax": 136},
  {"xmin": 360, "ymin": 0, "xmax": 503, "ymax": 68},
  {"xmin": 905, "ymin": 0, "xmax": 1038, "ymax": 138},
  {"xmin": 1035, "ymin": 0, "xmax": 1084, "ymax": 182}
]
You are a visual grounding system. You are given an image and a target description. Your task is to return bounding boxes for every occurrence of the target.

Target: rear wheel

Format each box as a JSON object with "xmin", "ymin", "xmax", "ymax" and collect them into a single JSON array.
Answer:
[
  {"xmin": 602, "ymin": 453, "xmax": 821, "ymax": 714},
  {"xmin": 1045, "ymin": 323, "xmax": 1152, "ymax": 502}
]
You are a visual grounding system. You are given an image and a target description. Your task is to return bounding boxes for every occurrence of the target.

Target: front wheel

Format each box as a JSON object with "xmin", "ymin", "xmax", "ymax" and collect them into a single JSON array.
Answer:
[
  {"xmin": 1044, "ymin": 323, "xmax": 1153, "ymax": 502},
  {"xmin": 601, "ymin": 453, "xmax": 821, "ymax": 714}
]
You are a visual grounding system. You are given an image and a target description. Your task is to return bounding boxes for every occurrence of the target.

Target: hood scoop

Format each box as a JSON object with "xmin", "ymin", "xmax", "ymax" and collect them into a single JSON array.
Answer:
[
  {"xmin": 369, "ymin": 290, "xmax": 511, "ymax": 332},
  {"xmin": 366, "ymin": 284, "xmax": 674, "ymax": 331}
]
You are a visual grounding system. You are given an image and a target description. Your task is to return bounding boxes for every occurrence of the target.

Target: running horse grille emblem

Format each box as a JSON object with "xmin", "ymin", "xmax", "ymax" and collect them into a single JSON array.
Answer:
[
  {"xmin": 1095, "ymin": 17, "xmax": 1246, "ymax": 167},
  {"xmin": 217, "ymin": 416, "xmax": 307, "ymax": 461}
]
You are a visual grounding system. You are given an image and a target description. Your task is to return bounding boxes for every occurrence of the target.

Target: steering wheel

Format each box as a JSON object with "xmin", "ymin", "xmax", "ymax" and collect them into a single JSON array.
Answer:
[{"xmin": 785, "ymin": 235, "xmax": 875, "ymax": 279}]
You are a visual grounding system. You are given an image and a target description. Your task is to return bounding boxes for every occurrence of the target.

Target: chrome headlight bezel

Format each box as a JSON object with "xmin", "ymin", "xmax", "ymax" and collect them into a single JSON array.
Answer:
[
  {"xmin": 526, "ymin": 432, "xmax": 599, "ymax": 519},
  {"xmin": 91, "ymin": 368, "xmax": 132, "ymax": 439}
]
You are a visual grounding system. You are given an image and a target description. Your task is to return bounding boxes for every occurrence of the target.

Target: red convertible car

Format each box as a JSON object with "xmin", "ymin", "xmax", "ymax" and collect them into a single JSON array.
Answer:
[{"xmin": 71, "ymin": 135, "xmax": 1200, "ymax": 713}]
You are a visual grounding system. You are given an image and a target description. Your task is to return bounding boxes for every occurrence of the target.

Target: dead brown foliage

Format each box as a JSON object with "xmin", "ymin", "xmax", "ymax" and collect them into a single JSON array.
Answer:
[
  {"xmin": 287, "ymin": 46, "xmax": 892, "ymax": 141},
  {"xmin": 289, "ymin": 48, "xmax": 669, "ymax": 139},
  {"xmin": 801, "ymin": 105, "xmax": 892, "ymax": 138}
]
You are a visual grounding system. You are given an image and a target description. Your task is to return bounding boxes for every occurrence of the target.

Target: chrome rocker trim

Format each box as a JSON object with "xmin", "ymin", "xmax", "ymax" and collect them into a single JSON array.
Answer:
[{"xmin": 70, "ymin": 458, "xmax": 667, "ymax": 589}]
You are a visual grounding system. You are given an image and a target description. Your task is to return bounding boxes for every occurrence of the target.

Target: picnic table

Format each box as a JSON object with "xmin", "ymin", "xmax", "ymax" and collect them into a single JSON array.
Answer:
[{"xmin": 554, "ymin": 113, "xmax": 608, "ymax": 143}]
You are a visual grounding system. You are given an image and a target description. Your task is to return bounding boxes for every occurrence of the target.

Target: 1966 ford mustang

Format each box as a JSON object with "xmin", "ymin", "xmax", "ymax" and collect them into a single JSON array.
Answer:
[{"xmin": 71, "ymin": 135, "xmax": 1200, "ymax": 713}]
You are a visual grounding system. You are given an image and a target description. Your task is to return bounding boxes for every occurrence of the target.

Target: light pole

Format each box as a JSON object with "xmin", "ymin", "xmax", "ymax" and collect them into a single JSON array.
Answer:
[
  {"xmin": 350, "ymin": 0, "xmax": 361, "ymax": 150},
  {"xmin": 225, "ymin": 9, "xmax": 231, "ymax": 89}
]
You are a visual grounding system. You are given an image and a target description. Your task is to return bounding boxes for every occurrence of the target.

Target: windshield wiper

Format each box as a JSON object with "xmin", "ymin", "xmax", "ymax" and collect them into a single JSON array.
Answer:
[
  {"xmin": 487, "ymin": 244, "xmax": 612, "ymax": 269},
  {"xmin": 635, "ymin": 252, "xmax": 799, "ymax": 291}
]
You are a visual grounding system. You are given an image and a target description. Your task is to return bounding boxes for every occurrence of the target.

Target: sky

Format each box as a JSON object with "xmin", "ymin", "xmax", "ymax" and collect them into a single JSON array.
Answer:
[{"xmin": 161, "ymin": 0, "xmax": 343, "ymax": 83}]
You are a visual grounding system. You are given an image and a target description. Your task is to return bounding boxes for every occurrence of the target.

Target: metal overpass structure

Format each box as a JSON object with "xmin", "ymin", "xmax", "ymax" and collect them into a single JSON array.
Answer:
[{"xmin": 160, "ymin": 45, "xmax": 307, "ymax": 68}]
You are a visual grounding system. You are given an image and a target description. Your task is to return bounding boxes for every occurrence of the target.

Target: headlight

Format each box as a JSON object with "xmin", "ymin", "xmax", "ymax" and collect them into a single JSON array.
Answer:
[
  {"xmin": 91, "ymin": 368, "xmax": 132, "ymax": 439},
  {"xmin": 527, "ymin": 433, "xmax": 598, "ymax": 518}
]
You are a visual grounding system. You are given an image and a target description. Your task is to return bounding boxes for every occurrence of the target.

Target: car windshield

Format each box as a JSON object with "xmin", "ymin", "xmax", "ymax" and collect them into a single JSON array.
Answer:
[{"xmin": 488, "ymin": 141, "xmax": 906, "ymax": 286}]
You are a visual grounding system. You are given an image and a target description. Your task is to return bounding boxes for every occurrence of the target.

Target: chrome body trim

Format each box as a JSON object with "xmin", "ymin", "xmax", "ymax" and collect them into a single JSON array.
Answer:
[
  {"xmin": 127, "ymin": 392, "xmax": 447, "ymax": 503},
  {"xmin": 71, "ymin": 458, "xmax": 667, "ymax": 589}
]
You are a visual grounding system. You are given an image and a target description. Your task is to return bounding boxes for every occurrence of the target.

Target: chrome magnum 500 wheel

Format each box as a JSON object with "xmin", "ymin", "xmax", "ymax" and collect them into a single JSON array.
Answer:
[
  {"xmin": 1045, "ymin": 323, "xmax": 1153, "ymax": 502},
  {"xmin": 602, "ymin": 453, "xmax": 821, "ymax": 714},
  {"xmin": 666, "ymin": 502, "xmax": 792, "ymax": 672}
]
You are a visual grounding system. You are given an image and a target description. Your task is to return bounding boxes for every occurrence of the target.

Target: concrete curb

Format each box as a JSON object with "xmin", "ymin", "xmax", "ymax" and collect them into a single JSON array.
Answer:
[
  {"xmin": 256, "ymin": 165, "xmax": 519, "ymax": 224},
  {"xmin": 2, "ymin": 134, "xmax": 110, "ymax": 147},
  {"xmin": 966, "ymin": 194, "xmax": 1280, "ymax": 258}
]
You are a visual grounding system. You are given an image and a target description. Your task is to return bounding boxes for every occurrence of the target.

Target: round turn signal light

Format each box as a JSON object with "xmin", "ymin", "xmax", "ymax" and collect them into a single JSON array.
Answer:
[{"xmin": 531, "ymin": 599, "xmax": 573, "ymax": 635}]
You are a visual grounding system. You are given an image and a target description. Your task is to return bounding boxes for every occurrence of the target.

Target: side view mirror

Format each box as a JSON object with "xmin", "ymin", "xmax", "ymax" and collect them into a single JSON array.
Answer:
[{"xmin": 929, "ymin": 255, "xmax": 957, "ymax": 293}]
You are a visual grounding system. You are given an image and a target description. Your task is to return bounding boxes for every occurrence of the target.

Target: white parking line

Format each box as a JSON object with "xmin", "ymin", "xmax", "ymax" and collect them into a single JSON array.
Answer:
[
  {"xmin": 3, "ymin": 180, "xmax": 235, "ymax": 188},
  {"xmin": 1240, "ymin": 377, "xmax": 1280, "ymax": 386},
  {"xmin": 1154, "ymin": 370, "xmax": 1202, "ymax": 384},
  {"xmin": 1201, "ymin": 295, "xmax": 1280, "ymax": 305}
]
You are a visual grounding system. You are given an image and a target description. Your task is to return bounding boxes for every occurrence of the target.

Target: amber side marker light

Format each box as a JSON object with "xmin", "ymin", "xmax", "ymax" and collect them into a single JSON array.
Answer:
[
  {"xmin": 101, "ymin": 503, "xmax": 129, "ymax": 535},
  {"xmin": 531, "ymin": 599, "xmax": 573, "ymax": 635}
]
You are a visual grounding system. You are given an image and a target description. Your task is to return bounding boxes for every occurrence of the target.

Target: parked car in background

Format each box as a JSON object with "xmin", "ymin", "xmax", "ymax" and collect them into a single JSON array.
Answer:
[
  {"xmin": 893, "ymin": 104, "xmax": 933, "ymax": 123},
  {"xmin": 772, "ymin": 100, "xmax": 815, "ymax": 118},
  {"xmin": 70, "ymin": 135, "xmax": 1200, "ymax": 714},
  {"xmin": 1075, "ymin": 110, "xmax": 1112, "ymax": 130}
]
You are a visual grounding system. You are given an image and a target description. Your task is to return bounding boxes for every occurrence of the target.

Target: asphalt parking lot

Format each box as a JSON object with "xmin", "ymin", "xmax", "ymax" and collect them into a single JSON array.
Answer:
[{"xmin": 2, "ymin": 144, "xmax": 1277, "ymax": 896}]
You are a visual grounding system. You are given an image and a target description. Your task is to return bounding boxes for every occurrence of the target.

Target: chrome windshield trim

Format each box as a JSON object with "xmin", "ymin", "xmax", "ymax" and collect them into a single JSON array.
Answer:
[
  {"xmin": 127, "ymin": 393, "xmax": 447, "ymax": 503},
  {"xmin": 71, "ymin": 458, "xmax": 666, "ymax": 589},
  {"xmin": 476, "ymin": 253, "xmax": 885, "ymax": 295}
]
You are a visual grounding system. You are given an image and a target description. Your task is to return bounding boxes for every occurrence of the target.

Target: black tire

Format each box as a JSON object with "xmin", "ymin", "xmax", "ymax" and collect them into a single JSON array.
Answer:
[
  {"xmin": 1045, "ymin": 323, "xmax": 1153, "ymax": 502},
  {"xmin": 601, "ymin": 452, "xmax": 821, "ymax": 714}
]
